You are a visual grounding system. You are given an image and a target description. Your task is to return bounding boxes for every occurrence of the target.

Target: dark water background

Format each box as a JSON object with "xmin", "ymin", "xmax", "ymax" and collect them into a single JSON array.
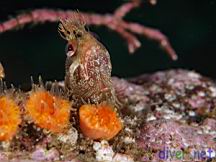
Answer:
[{"xmin": 0, "ymin": 0, "xmax": 215, "ymax": 87}]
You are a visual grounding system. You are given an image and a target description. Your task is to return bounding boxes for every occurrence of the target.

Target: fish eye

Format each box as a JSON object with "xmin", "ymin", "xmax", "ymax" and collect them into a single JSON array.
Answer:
[
  {"xmin": 65, "ymin": 43, "xmax": 75, "ymax": 57},
  {"xmin": 67, "ymin": 44, "xmax": 73, "ymax": 51}
]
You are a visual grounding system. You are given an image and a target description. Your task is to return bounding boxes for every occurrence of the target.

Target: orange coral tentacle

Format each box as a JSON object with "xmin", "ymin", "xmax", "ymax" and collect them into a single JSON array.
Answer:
[
  {"xmin": 25, "ymin": 90, "xmax": 71, "ymax": 133},
  {"xmin": 0, "ymin": 96, "xmax": 21, "ymax": 141},
  {"xmin": 79, "ymin": 103, "xmax": 122, "ymax": 140}
]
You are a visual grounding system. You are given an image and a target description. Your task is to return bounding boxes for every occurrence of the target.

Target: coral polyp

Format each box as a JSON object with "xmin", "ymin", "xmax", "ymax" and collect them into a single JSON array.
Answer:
[
  {"xmin": 0, "ymin": 96, "xmax": 21, "ymax": 141},
  {"xmin": 79, "ymin": 103, "xmax": 122, "ymax": 140},
  {"xmin": 25, "ymin": 89, "xmax": 71, "ymax": 133}
]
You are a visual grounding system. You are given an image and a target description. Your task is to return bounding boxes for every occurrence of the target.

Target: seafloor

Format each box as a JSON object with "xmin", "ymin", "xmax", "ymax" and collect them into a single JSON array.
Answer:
[{"xmin": 1, "ymin": 69, "xmax": 216, "ymax": 162}]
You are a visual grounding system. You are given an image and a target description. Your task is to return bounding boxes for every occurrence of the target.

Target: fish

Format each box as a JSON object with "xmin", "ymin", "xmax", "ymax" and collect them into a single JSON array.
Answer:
[{"xmin": 58, "ymin": 17, "xmax": 120, "ymax": 107}]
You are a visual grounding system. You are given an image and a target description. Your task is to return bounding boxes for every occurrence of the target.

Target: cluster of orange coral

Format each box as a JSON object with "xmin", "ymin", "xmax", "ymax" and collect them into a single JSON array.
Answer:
[
  {"xmin": 0, "ymin": 89, "xmax": 71, "ymax": 141},
  {"xmin": 0, "ymin": 89, "xmax": 122, "ymax": 141},
  {"xmin": 0, "ymin": 96, "xmax": 21, "ymax": 141},
  {"xmin": 25, "ymin": 90, "xmax": 71, "ymax": 133},
  {"xmin": 79, "ymin": 103, "xmax": 122, "ymax": 140}
]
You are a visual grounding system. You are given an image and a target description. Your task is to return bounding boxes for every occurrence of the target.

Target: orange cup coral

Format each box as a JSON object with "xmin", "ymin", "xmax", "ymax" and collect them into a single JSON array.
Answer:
[
  {"xmin": 79, "ymin": 103, "xmax": 122, "ymax": 140},
  {"xmin": 25, "ymin": 90, "xmax": 71, "ymax": 133},
  {"xmin": 0, "ymin": 96, "xmax": 21, "ymax": 141}
]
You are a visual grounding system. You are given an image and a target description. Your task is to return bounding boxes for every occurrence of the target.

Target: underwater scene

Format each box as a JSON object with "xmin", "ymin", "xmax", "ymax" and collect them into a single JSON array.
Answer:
[{"xmin": 0, "ymin": 0, "xmax": 216, "ymax": 161}]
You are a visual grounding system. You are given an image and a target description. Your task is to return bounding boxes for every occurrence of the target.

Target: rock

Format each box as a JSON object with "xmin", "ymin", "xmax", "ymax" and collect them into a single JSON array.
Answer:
[
  {"xmin": 31, "ymin": 147, "xmax": 60, "ymax": 161},
  {"xmin": 137, "ymin": 119, "xmax": 216, "ymax": 161},
  {"xmin": 129, "ymin": 69, "xmax": 216, "ymax": 122},
  {"xmin": 1, "ymin": 69, "xmax": 216, "ymax": 162}
]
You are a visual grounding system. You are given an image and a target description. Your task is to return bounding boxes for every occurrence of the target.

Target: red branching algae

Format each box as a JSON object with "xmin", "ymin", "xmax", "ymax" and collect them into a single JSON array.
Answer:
[{"xmin": 0, "ymin": 0, "xmax": 177, "ymax": 60}]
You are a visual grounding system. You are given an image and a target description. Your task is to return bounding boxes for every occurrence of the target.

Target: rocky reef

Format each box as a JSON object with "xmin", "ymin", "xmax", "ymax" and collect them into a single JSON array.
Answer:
[
  {"xmin": 0, "ymin": 69, "xmax": 216, "ymax": 162},
  {"xmin": 1, "ymin": 0, "xmax": 214, "ymax": 161}
]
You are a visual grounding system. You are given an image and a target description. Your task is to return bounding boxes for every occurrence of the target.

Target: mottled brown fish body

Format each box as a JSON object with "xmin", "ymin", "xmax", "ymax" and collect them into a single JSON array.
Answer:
[{"xmin": 59, "ymin": 19, "xmax": 117, "ymax": 106}]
